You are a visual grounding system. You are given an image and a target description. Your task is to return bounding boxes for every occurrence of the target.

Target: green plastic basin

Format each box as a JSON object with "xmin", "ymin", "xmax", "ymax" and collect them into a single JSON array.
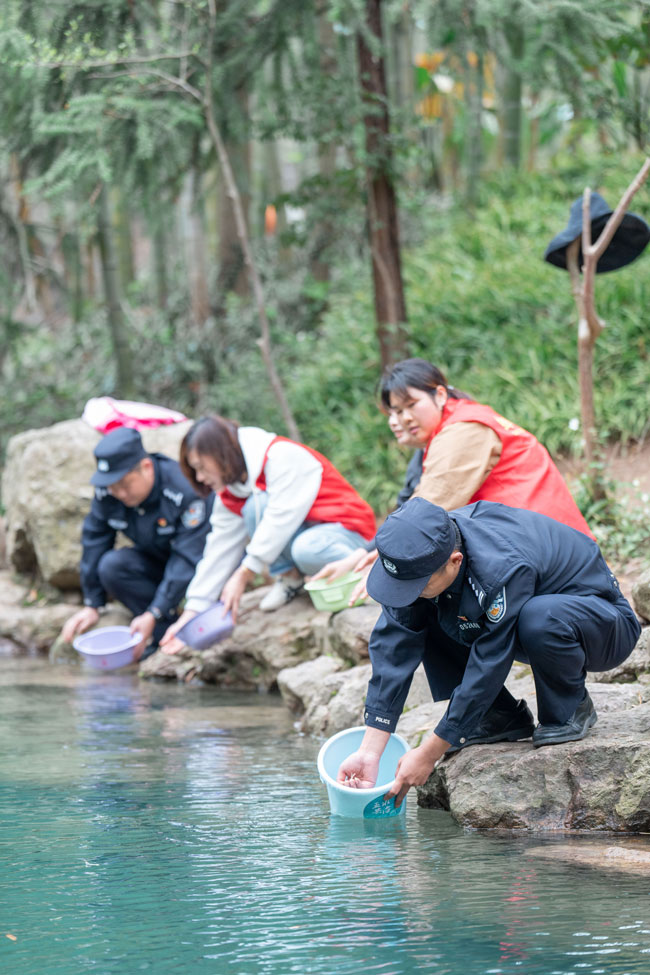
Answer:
[{"xmin": 304, "ymin": 571, "xmax": 365, "ymax": 612}]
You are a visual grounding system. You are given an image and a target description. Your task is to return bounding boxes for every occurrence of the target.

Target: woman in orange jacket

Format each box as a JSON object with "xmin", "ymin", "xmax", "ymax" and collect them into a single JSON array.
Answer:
[{"xmin": 314, "ymin": 358, "xmax": 592, "ymax": 601}]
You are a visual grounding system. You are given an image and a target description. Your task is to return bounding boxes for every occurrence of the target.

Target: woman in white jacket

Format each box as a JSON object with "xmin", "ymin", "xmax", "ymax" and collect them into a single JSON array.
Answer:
[{"xmin": 160, "ymin": 415, "xmax": 376, "ymax": 650}]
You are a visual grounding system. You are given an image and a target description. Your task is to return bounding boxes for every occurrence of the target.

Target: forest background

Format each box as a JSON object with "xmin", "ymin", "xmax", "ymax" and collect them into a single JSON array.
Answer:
[{"xmin": 1, "ymin": 0, "xmax": 650, "ymax": 567}]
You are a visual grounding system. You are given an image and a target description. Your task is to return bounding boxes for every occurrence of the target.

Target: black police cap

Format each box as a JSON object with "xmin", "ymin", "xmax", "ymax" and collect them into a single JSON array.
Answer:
[
  {"xmin": 367, "ymin": 497, "xmax": 457, "ymax": 607},
  {"xmin": 91, "ymin": 427, "xmax": 148, "ymax": 487}
]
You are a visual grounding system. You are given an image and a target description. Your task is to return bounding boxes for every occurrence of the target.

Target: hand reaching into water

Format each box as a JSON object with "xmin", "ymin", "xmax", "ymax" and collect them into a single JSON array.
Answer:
[
  {"xmin": 160, "ymin": 609, "xmax": 196, "ymax": 655},
  {"xmin": 336, "ymin": 749, "xmax": 381, "ymax": 790},
  {"xmin": 61, "ymin": 606, "xmax": 100, "ymax": 644},
  {"xmin": 129, "ymin": 611, "xmax": 156, "ymax": 660},
  {"xmin": 384, "ymin": 736, "xmax": 451, "ymax": 807}
]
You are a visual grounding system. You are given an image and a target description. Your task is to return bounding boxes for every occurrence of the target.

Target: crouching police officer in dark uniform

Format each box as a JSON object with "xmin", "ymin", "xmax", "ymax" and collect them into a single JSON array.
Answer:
[
  {"xmin": 61, "ymin": 427, "xmax": 213, "ymax": 659},
  {"xmin": 338, "ymin": 497, "xmax": 640, "ymax": 805}
]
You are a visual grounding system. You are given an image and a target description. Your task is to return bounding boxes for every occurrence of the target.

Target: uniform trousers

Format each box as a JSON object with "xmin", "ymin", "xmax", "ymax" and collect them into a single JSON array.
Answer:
[
  {"xmin": 422, "ymin": 591, "xmax": 639, "ymax": 726},
  {"xmin": 97, "ymin": 548, "xmax": 177, "ymax": 643}
]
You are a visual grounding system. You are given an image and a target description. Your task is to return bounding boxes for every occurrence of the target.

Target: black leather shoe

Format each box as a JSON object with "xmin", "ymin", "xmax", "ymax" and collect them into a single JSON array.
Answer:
[
  {"xmin": 446, "ymin": 698, "xmax": 535, "ymax": 755},
  {"xmin": 532, "ymin": 691, "xmax": 597, "ymax": 748}
]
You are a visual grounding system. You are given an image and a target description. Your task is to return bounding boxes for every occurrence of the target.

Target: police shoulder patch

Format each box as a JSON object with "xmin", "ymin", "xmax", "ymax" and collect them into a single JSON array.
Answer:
[
  {"xmin": 181, "ymin": 499, "xmax": 206, "ymax": 528},
  {"xmin": 486, "ymin": 587, "xmax": 506, "ymax": 624}
]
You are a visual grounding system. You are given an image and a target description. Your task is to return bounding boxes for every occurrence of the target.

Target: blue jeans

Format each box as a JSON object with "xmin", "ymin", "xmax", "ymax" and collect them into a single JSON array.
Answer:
[{"xmin": 242, "ymin": 493, "xmax": 372, "ymax": 576}]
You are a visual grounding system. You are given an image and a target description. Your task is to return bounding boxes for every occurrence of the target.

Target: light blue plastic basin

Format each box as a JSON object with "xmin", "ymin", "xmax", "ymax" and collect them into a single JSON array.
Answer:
[
  {"xmin": 317, "ymin": 725, "xmax": 410, "ymax": 818},
  {"xmin": 73, "ymin": 626, "xmax": 140, "ymax": 670},
  {"xmin": 175, "ymin": 602, "xmax": 234, "ymax": 650}
]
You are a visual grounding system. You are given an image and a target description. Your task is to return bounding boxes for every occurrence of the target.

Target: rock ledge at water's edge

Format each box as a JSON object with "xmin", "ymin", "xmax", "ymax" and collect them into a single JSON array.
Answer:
[
  {"xmin": 3, "ymin": 559, "xmax": 650, "ymax": 832},
  {"xmin": 2, "ymin": 418, "xmax": 650, "ymax": 832}
]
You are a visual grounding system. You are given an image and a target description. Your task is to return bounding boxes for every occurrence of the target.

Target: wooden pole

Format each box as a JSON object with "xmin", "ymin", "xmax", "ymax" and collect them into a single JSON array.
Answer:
[{"xmin": 565, "ymin": 157, "xmax": 650, "ymax": 478}]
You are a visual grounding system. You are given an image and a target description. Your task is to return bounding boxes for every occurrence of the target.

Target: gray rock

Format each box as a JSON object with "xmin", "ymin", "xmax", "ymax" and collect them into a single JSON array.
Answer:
[
  {"xmin": 588, "ymin": 678, "xmax": 650, "ymax": 710},
  {"xmin": 295, "ymin": 669, "xmax": 352, "ymax": 736},
  {"xmin": 277, "ymin": 655, "xmax": 344, "ymax": 714},
  {"xmin": 632, "ymin": 568, "xmax": 650, "ymax": 622},
  {"xmin": 296, "ymin": 662, "xmax": 433, "ymax": 738},
  {"xmin": 140, "ymin": 588, "xmax": 328, "ymax": 690},
  {"xmin": 327, "ymin": 602, "xmax": 381, "ymax": 664},
  {"xmin": 402, "ymin": 665, "xmax": 435, "ymax": 712},
  {"xmin": 139, "ymin": 645, "xmax": 203, "ymax": 683},
  {"xmin": 527, "ymin": 840, "xmax": 650, "ymax": 874},
  {"xmin": 0, "ymin": 569, "xmax": 80, "ymax": 652},
  {"xmin": 2, "ymin": 418, "xmax": 193, "ymax": 588},
  {"xmin": 397, "ymin": 701, "xmax": 449, "ymax": 745},
  {"xmin": 207, "ymin": 587, "xmax": 328, "ymax": 688},
  {"xmin": 417, "ymin": 702, "xmax": 650, "ymax": 831},
  {"xmin": 302, "ymin": 663, "xmax": 372, "ymax": 736}
]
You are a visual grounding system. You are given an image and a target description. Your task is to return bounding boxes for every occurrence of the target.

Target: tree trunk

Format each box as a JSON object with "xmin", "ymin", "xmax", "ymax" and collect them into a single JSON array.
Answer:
[
  {"xmin": 502, "ymin": 11, "xmax": 524, "ymax": 169},
  {"xmin": 387, "ymin": 6, "xmax": 414, "ymax": 113},
  {"xmin": 311, "ymin": 13, "xmax": 339, "ymax": 284},
  {"xmin": 564, "ymin": 160, "xmax": 650, "ymax": 499},
  {"xmin": 61, "ymin": 230, "xmax": 84, "ymax": 323},
  {"xmin": 357, "ymin": 0, "xmax": 408, "ymax": 370},
  {"xmin": 144, "ymin": 173, "xmax": 169, "ymax": 313},
  {"xmin": 464, "ymin": 48, "xmax": 484, "ymax": 209},
  {"xmin": 85, "ymin": 238, "xmax": 97, "ymax": 301},
  {"xmin": 216, "ymin": 84, "xmax": 251, "ymax": 300},
  {"xmin": 179, "ymin": 168, "xmax": 210, "ymax": 326},
  {"xmin": 96, "ymin": 183, "xmax": 135, "ymax": 398},
  {"xmin": 205, "ymin": 0, "xmax": 300, "ymax": 440},
  {"xmin": 115, "ymin": 187, "xmax": 136, "ymax": 289},
  {"xmin": 7, "ymin": 155, "xmax": 37, "ymax": 314},
  {"xmin": 152, "ymin": 216, "xmax": 168, "ymax": 312},
  {"xmin": 263, "ymin": 138, "xmax": 290, "ymax": 265}
]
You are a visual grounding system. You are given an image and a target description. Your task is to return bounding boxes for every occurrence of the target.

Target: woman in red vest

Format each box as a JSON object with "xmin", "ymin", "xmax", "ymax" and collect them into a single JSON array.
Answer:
[
  {"xmin": 159, "ymin": 415, "xmax": 376, "ymax": 649},
  {"xmin": 314, "ymin": 358, "xmax": 592, "ymax": 601}
]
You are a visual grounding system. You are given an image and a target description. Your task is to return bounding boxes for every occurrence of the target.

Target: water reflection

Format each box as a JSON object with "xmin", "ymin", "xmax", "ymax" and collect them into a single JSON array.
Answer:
[{"xmin": 1, "ymin": 660, "xmax": 650, "ymax": 975}]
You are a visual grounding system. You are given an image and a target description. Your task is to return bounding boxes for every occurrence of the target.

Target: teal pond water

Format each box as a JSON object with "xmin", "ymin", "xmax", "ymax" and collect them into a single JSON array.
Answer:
[{"xmin": 2, "ymin": 656, "xmax": 650, "ymax": 975}]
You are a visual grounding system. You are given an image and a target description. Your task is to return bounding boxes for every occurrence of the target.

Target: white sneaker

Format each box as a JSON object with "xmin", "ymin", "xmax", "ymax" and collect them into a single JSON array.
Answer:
[{"xmin": 259, "ymin": 577, "xmax": 304, "ymax": 612}]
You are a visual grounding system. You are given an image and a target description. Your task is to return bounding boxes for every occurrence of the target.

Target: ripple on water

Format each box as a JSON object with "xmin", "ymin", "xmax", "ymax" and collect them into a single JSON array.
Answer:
[{"xmin": 2, "ymin": 662, "xmax": 650, "ymax": 975}]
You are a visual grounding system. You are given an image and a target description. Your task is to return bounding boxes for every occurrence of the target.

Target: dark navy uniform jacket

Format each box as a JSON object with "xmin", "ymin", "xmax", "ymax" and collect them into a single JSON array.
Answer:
[
  {"xmin": 80, "ymin": 453, "xmax": 213, "ymax": 617},
  {"xmin": 395, "ymin": 449, "xmax": 424, "ymax": 507},
  {"xmin": 364, "ymin": 501, "xmax": 639, "ymax": 747}
]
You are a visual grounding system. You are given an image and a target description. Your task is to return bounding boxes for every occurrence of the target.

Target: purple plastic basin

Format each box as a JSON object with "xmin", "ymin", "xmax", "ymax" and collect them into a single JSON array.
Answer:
[
  {"xmin": 73, "ymin": 625, "xmax": 140, "ymax": 670},
  {"xmin": 176, "ymin": 602, "xmax": 234, "ymax": 650}
]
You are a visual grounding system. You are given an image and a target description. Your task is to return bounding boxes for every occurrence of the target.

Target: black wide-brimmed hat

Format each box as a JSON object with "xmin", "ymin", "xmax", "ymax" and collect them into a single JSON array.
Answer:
[{"xmin": 544, "ymin": 191, "xmax": 650, "ymax": 273}]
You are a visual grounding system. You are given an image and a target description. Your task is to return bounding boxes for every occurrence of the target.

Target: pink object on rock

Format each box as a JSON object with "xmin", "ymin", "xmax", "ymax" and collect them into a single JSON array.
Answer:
[{"xmin": 82, "ymin": 397, "xmax": 187, "ymax": 434}]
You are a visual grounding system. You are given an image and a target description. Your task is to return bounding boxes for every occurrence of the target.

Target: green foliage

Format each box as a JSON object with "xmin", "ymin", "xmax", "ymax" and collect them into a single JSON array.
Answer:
[
  {"xmin": 277, "ymin": 161, "xmax": 650, "ymax": 510},
  {"xmin": 2, "ymin": 158, "xmax": 648, "ymax": 537},
  {"xmin": 573, "ymin": 468, "xmax": 650, "ymax": 566},
  {"xmin": 1, "ymin": 0, "xmax": 649, "ymax": 578}
]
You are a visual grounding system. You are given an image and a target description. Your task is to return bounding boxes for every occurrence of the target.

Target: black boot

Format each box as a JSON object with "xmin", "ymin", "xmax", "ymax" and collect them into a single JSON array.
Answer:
[
  {"xmin": 446, "ymin": 698, "xmax": 535, "ymax": 755},
  {"xmin": 532, "ymin": 691, "xmax": 597, "ymax": 748}
]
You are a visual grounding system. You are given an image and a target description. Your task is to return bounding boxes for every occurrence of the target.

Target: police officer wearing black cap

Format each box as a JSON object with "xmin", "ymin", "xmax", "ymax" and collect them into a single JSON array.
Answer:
[
  {"xmin": 337, "ymin": 497, "xmax": 640, "ymax": 805},
  {"xmin": 61, "ymin": 427, "xmax": 213, "ymax": 658}
]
